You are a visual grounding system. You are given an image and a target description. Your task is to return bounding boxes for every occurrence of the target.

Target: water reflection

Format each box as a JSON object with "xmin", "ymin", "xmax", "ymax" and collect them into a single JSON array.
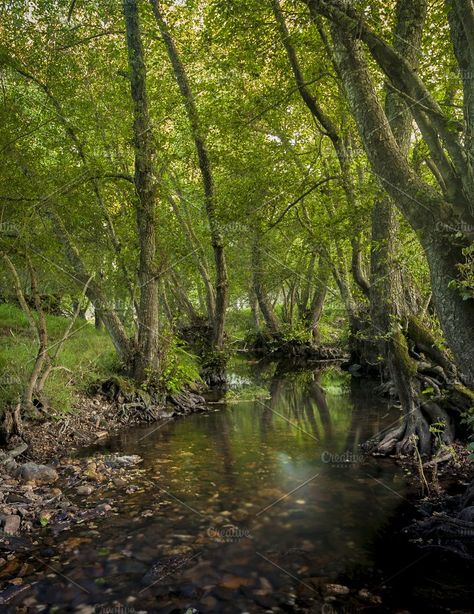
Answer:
[{"xmin": 4, "ymin": 362, "xmax": 409, "ymax": 613}]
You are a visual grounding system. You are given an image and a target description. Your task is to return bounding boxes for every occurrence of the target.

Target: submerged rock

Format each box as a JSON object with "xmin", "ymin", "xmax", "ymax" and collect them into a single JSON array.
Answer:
[
  {"xmin": 104, "ymin": 454, "xmax": 142, "ymax": 468},
  {"xmin": 359, "ymin": 588, "xmax": 382, "ymax": 604},
  {"xmin": 325, "ymin": 583, "xmax": 350, "ymax": 595},
  {"xmin": 76, "ymin": 485, "xmax": 94, "ymax": 496}
]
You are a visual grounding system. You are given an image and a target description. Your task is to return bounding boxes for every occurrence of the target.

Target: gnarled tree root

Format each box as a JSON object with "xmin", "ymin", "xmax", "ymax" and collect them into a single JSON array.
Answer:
[
  {"xmin": 369, "ymin": 406, "xmax": 433, "ymax": 456},
  {"xmin": 365, "ymin": 380, "xmax": 459, "ymax": 458},
  {"xmin": 0, "ymin": 402, "xmax": 23, "ymax": 445},
  {"xmin": 91, "ymin": 377, "xmax": 207, "ymax": 425},
  {"xmin": 406, "ymin": 477, "xmax": 474, "ymax": 561}
]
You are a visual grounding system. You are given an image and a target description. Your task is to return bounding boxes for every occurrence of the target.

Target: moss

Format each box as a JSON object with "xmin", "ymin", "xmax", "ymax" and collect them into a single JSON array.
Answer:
[
  {"xmin": 452, "ymin": 383, "xmax": 474, "ymax": 402},
  {"xmin": 407, "ymin": 315, "xmax": 444, "ymax": 351},
  {"xmin": 391, "ymin": 329, "xmax": 418, "ymax": 377},
  {"xmin": 107, "ymin": 375, "xmax": 136, "ymax": 395}
]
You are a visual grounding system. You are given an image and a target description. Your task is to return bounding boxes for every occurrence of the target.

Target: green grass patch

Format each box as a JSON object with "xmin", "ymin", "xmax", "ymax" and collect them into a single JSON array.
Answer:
[{"xmin": 0, "ymin": 302, "xmax": 119, "ymax": 414}]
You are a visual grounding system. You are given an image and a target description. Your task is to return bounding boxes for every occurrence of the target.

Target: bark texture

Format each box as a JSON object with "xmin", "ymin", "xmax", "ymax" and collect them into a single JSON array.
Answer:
[{"xmin": 123, "ymin": 0, "xmax": 160, "ymax": 383}]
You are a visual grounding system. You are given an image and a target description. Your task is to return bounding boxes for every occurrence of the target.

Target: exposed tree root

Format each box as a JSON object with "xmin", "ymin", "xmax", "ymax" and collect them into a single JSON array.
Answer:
[
  {"xmin": 364, "ymin": 316, "xmax": 471, "ymax": 458},
  {"xmin": 406, "ymin": 476, "xmax": 474, "ymax": 561},
  {"xmin": 0, "ymin": 402, "xmax": 24, "ymax": 445},
  {"xmin": 246, "ymin": 331, "xmax": 347, "ymax": 361},
  {"xmin": 373, "ymin": 407, "xmax": 432, "ymax": 456},
  {"xmin": 92, "ymin": 377, "xmax": 207, "ymax": 424}
]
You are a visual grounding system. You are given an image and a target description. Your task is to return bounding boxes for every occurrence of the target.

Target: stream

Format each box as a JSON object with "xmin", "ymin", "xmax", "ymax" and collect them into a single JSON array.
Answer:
[{"xmin": 2, "ymin": 360, "xmax": 473, "ymax": 612}]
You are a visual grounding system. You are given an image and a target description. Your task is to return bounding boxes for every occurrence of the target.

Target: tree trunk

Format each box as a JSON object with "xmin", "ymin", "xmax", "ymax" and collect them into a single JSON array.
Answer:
[
  {"xmin": 423, "ymin": 230, "xmax": 474, "ymax": 386},
  {"xmin": 249, "ymin": 287, "xmax": 260, "ymax": 330},
  {"xmin": 328, "ymin": 19, "xmax": 474, "ymax": 388},
  {"xmin": 167, "ymin": 187, "xmax": 216, "ymax": 323},
  {"xmin": 251, "ymin": 229, "xmax": 280, "ymax": 335},
  {"xmin": 150, "ymin": 0, "xmax": 228, "ymax": 351},
  {"xmin": 308, "ymin": 256, "xmax": 330, "ymax": 341},
  {"xmin": 123, "ymin": 0, "xmax": 160, "ymax": 383}
]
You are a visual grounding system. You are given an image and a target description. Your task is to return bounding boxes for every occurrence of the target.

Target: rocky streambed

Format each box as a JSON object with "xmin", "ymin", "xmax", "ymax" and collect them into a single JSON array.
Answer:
[{"xmin": 1, "ymin": 383, "xmax": 208, "ymax": 543}]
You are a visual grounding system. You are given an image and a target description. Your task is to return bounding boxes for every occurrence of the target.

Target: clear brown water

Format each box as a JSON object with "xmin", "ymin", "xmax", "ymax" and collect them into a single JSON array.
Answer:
[{"xmin": 3, "ymin": 361, "xmax": 473, "ymax": 612}]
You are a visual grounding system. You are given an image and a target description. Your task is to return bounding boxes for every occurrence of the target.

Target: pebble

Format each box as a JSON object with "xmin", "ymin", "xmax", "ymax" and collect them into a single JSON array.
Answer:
[
  {"xmin": 97, "ymin": 503, "xmax": 112, "ymax": 512},
  {"xmin": 3, "ymin": 515, "xmax": 21, "ymax": 535},
  {"xmin": 325, "ymin": 583, "xmax": 350, "ymax": 595},
  {"xmin": 76, "ymin": 485, "xmax": 94, "ymax": 496}
]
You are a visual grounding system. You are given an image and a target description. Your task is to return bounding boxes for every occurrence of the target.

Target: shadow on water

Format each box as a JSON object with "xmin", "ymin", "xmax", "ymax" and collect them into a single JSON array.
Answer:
[{"xmin": 3, "ymin": 359, "xmax": 473, "ymax": 612}]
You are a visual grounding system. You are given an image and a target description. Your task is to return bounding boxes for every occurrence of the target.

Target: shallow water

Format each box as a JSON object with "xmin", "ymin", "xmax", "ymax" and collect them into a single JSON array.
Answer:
[{"xmin": 3, "ymin": 361, "xmax": 473, "ymax": 612}]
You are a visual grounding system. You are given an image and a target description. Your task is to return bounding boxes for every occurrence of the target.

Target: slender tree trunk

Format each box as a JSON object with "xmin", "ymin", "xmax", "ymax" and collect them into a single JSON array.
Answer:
[
  {"xmin": 251, "ymin": 228, "xmax": 280, "ymax": 335},
  {"xmin": 166, "ymin": 190, "xmax": 216, "ymax": 323},
  {"xmin": 272, "ymin": 0, "xmax": 370, "ymax": 299},
  {"xmin": 94, "ymin": 309, "xmax": 103, "ymax": 330},
  {"xmin": 11, "ymin": 138, "xmax": 133, "ymax": 368},
  {"xmin": 308, "ymin": 256, "xmax": 330, "ymax": 341},
  {"xmin": 150, "ymin": 0, "xmax": 228, "ymax": 351},
  {"xmin": 48, "ymin": 209, "xmax": 131, "ymax": 362},
  {"xmin": 7, "ymin": 62, "xmax": 139, "ymax": 314},
  {"xmin": 249, "ymin": 287, "xmax": 260, "ymax": 330},
  {"xmin": 123, "ymin": 0, "xmax": 160, "ymax": 383}
]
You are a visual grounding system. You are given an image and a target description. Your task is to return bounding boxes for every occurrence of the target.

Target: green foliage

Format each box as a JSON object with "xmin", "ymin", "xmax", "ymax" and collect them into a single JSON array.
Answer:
[
  {"xmin": 225, "ymin": 385, "xmax": 270, "ymax": 402},
  {"xmin": 318, "ymin": 367, "xmax": 351, "ymax": 395},
  {"xmin": 429, "ymin": 420, "xmax": 446, "ymax": 436},
  {"xmin": 0, "ymin": 0, "xmax": 471, "ymax": 409},
  {"xmin": 461, "ymin": 407, "xmax": 474, "ymax": 441},
  {"xmin": 159, "ymin": 339, "xmax": 201, "ymax": 395},
  {"xmin": 450, "ymin": 244, "xmax": 474, "ymax": 301}
]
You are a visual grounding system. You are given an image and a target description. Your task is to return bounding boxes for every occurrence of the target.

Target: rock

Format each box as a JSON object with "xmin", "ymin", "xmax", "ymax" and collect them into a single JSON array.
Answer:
[
  {"xmin": 97, "ymin": 503, "xmax": 112, "ymax": 512},
  {"xmin": 112, "ymin": 477, "xmax": 127, "ymax": 487},
  {"xmin": 219, "ymin": 575, "xmax": 253, "ymax": 589},
  {"xmin": 3, "ymin": 515, "xmax": 21, "ymax": 535},
  {"xmin": 359, "ymin": 588, "xmax": 382, "ymax": 604},
  {"xmin": 6, "ymin": 493, "xmax": 29, "ymax": 504},
  {"xmin": 458, "ymin": 506, "xmax": 474, "ymax": 523},
  {"xmin": 325, "ymin": 583, "xmax": 350, "ymax": 595},
  {"xmin": 76, "ymin": 485, "xmax": 94, "ymax": 496},
  {"xmin": 19, "ymin": 463, "xmax": 58, "ymax": 484},
  {"xmin": 104, "ymin": 455, "xmax": 142, "ymax": 468},
  {"xmin": 3, "ymin": 460, "xmax": 18, "ymax": 475}
]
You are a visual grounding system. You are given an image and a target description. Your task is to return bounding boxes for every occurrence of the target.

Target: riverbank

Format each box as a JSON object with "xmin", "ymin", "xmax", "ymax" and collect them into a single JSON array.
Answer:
[{"xmin": 0, "ymin": 382, "xmax": 208, "ymax": 542}]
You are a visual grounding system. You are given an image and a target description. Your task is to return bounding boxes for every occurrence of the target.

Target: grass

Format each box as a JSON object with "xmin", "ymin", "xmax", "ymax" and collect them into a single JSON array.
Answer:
[{"xmin": 0, "ymin": 302, "xmax": 119, "ymax": 414}]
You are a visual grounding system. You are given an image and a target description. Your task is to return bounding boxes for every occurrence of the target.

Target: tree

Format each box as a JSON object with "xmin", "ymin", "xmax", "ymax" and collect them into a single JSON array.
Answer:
[
  {"xmin": 150, "ymin": 0, "xmax": 229, "ymax": 352},
  {"xmin": 300, "ymin": 0, "xmax": 474, "ymax": 388}
]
